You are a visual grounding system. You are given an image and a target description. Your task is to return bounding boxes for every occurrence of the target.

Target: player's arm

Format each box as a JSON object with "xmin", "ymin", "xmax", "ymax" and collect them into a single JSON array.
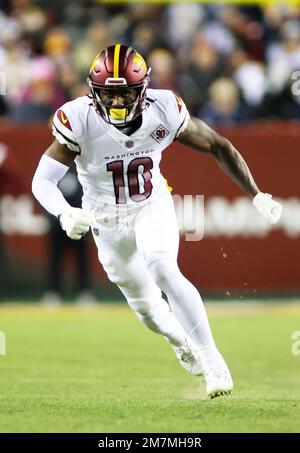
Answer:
[
  {"xmin": 45, "ymin": 138, "xmax": 77, "ymax": 166},
  {"xmin": 178, "ymin": 116, "xmax": 282, "ymax": 224},
  {"xmin": 32, "ymin": 140, "xmax": 93, "ymax": 240}
]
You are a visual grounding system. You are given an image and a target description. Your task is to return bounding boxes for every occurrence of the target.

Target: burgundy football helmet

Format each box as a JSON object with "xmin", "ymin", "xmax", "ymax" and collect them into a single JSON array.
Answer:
[{"xmin": 87, "ymin": 44, "xmax": 151, "ymax": 125}]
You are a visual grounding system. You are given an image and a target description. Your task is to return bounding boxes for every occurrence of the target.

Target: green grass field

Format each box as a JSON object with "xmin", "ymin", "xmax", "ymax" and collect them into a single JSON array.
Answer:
[{"xmin": 0, "ymin": 301, "xmax": 300, "ymax": 433}]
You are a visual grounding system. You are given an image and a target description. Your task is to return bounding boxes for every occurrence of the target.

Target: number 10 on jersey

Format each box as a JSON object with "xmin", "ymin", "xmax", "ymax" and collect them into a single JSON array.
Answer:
[{"xmin": 107, "ymin": 157, "xmax": 153, "ymax": 204}]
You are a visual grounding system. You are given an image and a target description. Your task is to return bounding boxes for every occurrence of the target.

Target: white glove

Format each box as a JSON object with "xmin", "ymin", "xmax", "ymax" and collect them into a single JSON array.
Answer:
[
  {"xmin": 253, "ymin": 192, "xmax": 282, "ymax": 224},
  {"xmin": 58, "ymin": 207, "xmax": 95, "ymax": 240}
]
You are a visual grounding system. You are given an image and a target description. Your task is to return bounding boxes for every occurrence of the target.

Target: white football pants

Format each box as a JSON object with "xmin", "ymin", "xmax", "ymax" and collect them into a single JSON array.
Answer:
[{"xmin": 92, "ymin": 190, "xmax": 218, "ymax": 359}]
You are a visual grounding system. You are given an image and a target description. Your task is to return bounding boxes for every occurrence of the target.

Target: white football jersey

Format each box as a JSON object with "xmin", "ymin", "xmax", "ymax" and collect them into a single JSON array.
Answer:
[{"xmin": 52, "ymin": 89, "xmax": 189, "ymax": 215}]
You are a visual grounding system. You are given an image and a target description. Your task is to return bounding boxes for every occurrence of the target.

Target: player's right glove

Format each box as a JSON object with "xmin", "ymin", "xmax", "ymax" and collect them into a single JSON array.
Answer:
[
  {"xmin": 58, "ymin": 207, "xmax": 94, "ymax": 240},
  {"xmin": 252, "ymin": 192, "xmax": 282, "ymax": 224}
]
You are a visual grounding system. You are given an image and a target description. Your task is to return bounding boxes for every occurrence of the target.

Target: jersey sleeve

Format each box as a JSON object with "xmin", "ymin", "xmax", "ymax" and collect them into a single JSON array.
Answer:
[
  {"xmin": 52, "ymin": 107, "xmax": 81, "ymax": 153},
  {"xmin": 172, "ymin": 93, "xmax": 190, "ymax": 139}
]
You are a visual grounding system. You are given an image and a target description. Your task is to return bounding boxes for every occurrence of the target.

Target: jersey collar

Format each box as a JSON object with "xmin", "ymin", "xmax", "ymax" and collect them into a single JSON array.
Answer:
[{"xmin": 101, "ymin": 107, "xmax": 152, "ymax": 148}]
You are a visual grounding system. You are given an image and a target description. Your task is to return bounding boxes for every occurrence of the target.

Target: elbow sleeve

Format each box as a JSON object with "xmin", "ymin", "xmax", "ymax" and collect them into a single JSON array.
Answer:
[{"xmin": 32, "ymin": 154, "xmax": 71, "ymax": 217}]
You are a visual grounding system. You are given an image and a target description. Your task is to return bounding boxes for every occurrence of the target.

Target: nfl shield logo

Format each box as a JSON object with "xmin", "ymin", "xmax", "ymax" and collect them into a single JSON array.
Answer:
[{"xmin": 125, "ymin": 140, "xmax": 134, "ymax": 148}]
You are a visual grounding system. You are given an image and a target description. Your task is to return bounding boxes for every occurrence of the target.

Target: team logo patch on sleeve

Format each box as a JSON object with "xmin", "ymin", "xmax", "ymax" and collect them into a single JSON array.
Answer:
[
  {"xmin": 151, "ymin": 125, "xmax": 170, "ymax": 143},
  {"xmin": 57, "ymin": 109, "xmax": 72, "ymax": 130},
  {"xmin": 175, "ymin": 95, "xmax": 183, "ymax": 113}
]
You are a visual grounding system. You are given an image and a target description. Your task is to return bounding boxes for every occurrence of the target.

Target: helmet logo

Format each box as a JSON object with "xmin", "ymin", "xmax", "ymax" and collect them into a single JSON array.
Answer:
[
  {"xmin": 133, "ymin": 52, "xmax": 147, "ymax": 72},
  {"xmin": 90, "ymin": 53, "xmax": 100, "ymax": 73}
]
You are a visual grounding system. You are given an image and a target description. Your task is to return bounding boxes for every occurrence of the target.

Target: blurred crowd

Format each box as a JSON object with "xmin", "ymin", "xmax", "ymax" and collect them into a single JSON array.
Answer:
[{"xmin": 1, "ymin": 0, "xmax": 300, "ymax": 126}]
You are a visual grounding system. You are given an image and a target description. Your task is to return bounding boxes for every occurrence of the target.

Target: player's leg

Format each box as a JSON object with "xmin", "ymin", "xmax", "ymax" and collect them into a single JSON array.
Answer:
[
  {"xmin": 135, "ymin": 191, "xmax": 216, "ymax": 354},
  {"xmin": 92, "ymin": 225, "xmax": 198, "ymax": 359},
  {"xmin": 135, "ymin": 192, "xmax": 233, "ymax": 396},
  {"xmin": 149, "ymin": 256, "xmax": 233, "ymax": 396}
]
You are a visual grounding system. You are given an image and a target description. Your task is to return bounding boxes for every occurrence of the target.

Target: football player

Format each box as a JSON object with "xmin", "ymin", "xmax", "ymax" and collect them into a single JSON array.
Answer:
[{"xmin": 32, "ymin": 44, "xmax": 282, "ymax": 398}]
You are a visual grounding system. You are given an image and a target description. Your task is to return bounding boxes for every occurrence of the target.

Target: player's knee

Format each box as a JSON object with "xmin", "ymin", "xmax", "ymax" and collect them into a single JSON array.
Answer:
[
  {"xmin": 108, "ymin": 273, "xmax": 131, "ymax": 287},
  {"xmin": 103, "ymin": 265, "xmax": 134, "ymax": 288},
  {"xmin": 148, "ymin": 257, "xmax": 180, "ymax": 286}
]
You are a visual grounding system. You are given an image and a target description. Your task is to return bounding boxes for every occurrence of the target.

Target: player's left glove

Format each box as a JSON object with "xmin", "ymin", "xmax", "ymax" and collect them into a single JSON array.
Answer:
[{"xmin": 253, "ymin": 192, "xmax": 282, "ymax": 224}]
